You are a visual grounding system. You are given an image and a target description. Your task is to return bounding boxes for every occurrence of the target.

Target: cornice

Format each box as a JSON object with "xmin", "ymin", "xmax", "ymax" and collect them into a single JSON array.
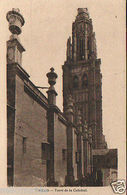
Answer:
[{"xmin": 24, "ymin": 84, "xmax": 49, "ymax": 110}]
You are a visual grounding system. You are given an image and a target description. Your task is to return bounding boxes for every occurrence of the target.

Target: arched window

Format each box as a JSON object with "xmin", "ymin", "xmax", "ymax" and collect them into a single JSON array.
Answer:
[
  {"xmin": 82, "ymin": 74, "xmax": 88, "ymax": 88},
  {"xmin": 73, "ymin": 76, "xmax": 79, "ymax": 89}
]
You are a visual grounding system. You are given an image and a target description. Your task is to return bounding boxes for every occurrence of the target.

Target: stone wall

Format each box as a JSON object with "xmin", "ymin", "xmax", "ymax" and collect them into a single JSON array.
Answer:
[
  {"xmin": 7, "ymin": 64, "xmax": 16, "ymax": 186},
  {"xmin": 14, "ymin": 74, "xmax": 48, "ymax": 186},
  {"xmin": 54, "ymin": 113, "xmax": 67, "ymax": 186}
]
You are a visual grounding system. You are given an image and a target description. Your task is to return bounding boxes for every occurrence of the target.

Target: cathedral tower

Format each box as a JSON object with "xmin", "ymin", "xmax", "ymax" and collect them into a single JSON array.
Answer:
[{"xmin": 63, "ymin": 8, "xmax": 107, "ymax": 149}]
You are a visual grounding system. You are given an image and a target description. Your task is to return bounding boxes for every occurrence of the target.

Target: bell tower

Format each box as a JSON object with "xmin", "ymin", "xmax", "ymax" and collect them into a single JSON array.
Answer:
[{"xmin": 63, "ymin": 8, "xmax": 107, "ymax": 149}]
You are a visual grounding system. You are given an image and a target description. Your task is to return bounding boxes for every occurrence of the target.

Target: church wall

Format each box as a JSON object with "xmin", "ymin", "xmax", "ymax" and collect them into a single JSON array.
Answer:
[
  {"xmin": 54, "ymin": 113, "xmax": 67, "ymax": 186},
  {"xmin": 14, "ymin": 74, "xmax": 48, "ymax": 186},
  {"xmin": 7, "ymin": 65, "xmax": 17, "ymax": 186}
]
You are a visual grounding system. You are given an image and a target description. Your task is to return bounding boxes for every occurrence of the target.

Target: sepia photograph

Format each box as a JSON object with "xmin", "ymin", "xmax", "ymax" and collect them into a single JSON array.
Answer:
[{"xmin": 0, "ymin": 0, "xmax": 126, "ymax": 194}]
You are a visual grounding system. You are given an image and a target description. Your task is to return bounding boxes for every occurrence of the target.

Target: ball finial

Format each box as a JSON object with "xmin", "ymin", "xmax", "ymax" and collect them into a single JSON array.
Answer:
[{"xmin": 47, "ymin": 67, "xmax": 58, "ymax": 86}]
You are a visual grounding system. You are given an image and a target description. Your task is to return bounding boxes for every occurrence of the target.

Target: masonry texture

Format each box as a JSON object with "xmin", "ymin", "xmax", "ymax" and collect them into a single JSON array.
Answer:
[{"xmin": 7, "ymin": 8, "xmax": 118, "ymax": 187}]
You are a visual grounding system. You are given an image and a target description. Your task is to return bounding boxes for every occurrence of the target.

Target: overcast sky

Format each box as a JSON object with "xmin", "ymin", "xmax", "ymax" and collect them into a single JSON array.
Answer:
[{"xmin": 0, "ymin": 0, "xmax": 125, "ymax": 151}]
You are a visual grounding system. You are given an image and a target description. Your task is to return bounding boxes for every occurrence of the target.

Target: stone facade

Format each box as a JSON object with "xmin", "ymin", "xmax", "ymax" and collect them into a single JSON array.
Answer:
[{"xmin": 7, "ymin": 8, "xmax": 117, "ymax": 187}]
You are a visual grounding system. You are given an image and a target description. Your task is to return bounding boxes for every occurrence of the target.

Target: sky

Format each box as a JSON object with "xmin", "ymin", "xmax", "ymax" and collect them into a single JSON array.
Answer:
[{"xmin": 0, "ymin": 0, "xmax": 126, "ymax": 184}]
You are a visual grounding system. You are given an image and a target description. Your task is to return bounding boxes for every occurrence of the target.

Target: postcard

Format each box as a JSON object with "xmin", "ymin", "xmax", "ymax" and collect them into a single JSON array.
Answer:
[{"xmin": 0, "ymin": 0, "xmax": 126, "ymax": 194}]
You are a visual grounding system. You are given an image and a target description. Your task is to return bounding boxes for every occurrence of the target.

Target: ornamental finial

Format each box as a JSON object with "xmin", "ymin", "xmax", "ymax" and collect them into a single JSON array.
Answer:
[{"xmin": 6, "ymin": 8, "xmax": 25, "ymax": 35}]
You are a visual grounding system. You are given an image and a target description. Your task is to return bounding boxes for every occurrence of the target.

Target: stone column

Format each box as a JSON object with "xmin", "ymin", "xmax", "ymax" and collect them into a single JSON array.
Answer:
[
  {"xmin": 72, "ymin": 22, "xmax": 77, "ymax": 63},
  {"xmin": 66, "ymin": 37, "xmax": 72, "ymax": 61},
  {"xmin": 76, "ymin": 110, "xmax": 83, "ymax": 182},
  {"xmin": 6, "ymin": 8, "xmax": 25, "ymax": 186},
  {"xmin": 89, "ymin": 65, "xmax": 97, "ymax": 149},
  {"xmin": 65, "ymin": 94, "xmax": 74, "ymax": 186},
  {"xmin": 84, "ymin": 23, "xmax": 88, "ymax": 61},
  {"xmin": 82, "ymin": 121, "xmax": 89, "ymax": 177},
  {"xmin": 46, "ymin": 68, "xmax": 58, "ymax": 186},
  {"xmin": 88, "ymin": 127, "xmax": 93, "ymax": 175},
  {"xmin": 65, "ymin": 94, "xmax": 73, "ymax": 123}
]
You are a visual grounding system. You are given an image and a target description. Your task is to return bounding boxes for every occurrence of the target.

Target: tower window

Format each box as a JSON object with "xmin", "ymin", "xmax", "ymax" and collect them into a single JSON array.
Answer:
[
  {"xmin": 73, "ymin": 76, "xmax": 79, "ymax": 89},
  {"xmin": 82, "ymin": 74, "xmax": 88, "ymax": 88}
]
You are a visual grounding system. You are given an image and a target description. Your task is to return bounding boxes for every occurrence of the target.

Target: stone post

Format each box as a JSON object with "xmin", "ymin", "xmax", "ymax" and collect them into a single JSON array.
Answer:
[
  {"xmin": 88, "ymin": 127, "xmax": 93, "ymax": 175},
  {"xmin": 84, "ymin": 23, "xmax": 88, "ymax": 61},
  {"xmin": 83, "ymin": 120, "xmax": 89, "ymax": 177},
  {"xmin": 72, "ymin": 28, "xmax": 77, "ymax": 63},
  {"xmin": 6, "ymin": 8, "xmax": 25, "ymax": 186},
  {"xmin": 77, "ymin": 110, "xmax": 83, "ymax": 182},
  {"xmin": 65, "ymin": 94, "xmax": 74, "ymax": 186},
  {"xmin": 89, "ymin": 65, "xmax": 97, "ymax": 149},
  {"xmin": 65, "ymin": 94, "xmax": 74, "ymax": 123},
  {"xmin": 46, "ymin": 68, "xmax": 58, "ymax": 186},
  {"xmin": 66, "ymin": 37, "xmax": 72, "ymax": 61}
]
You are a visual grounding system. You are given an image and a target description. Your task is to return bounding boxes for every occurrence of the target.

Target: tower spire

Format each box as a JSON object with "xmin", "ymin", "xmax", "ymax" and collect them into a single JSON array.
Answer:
[
  {"xmin": 70, "ymin": 8, "xmax": 97, "ymax": 63},
  {"xmin": 63, "ymin": 8, "xmax": 106, "ymax": 149}
]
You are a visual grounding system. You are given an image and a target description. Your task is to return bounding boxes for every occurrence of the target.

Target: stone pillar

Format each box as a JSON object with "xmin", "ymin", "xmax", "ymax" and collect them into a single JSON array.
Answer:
[
  {"xmin": 84, "ymin": 23, "xmax": 88, "ymax": 61},
  {"xmin": 46, "ymin": 68, "xmax": 58, "ymax": 186},
  {"xmin": 65, "ymin": 94, "xmax": 73, "ymax": 123},
  {"xmin": 66, "ymin": 37, "xmax": 72, "ymax": 61},
  {"xmin": 65, "ymin": 94, "xmax": 74, "ymax": 186},
  {"xmin": 88, "ymin": 127, "xmax": 93, "ymax": 175},
  {"xmin": 77, "ymin": 110, "xmax": 83, "ymax": 182},
  {"xmin": 83, "ymin": 120, "xmax": 89, "ymax": 177},
  {"xmin": 90, "ymin": 32, "xmax": 97, "ymax": 59},
  {"xmin": 89, "ymin": 65, "xmax": 97, "ymax": 149},
  {"xmin": 72, "ymin": 25, "xmax": 77, "ymax": 63},
  {"xmin": 6, "ymin": 8, "xmax": 25, "ymax": 186}
]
